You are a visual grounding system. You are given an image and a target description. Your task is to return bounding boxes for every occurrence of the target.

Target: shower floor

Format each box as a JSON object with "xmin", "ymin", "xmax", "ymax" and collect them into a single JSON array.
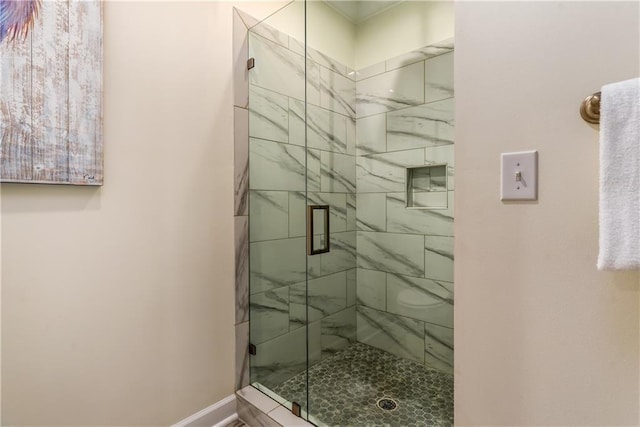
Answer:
[{"xmin": 271, "ymin": 342, "xmax": 453, "ymax": 427}]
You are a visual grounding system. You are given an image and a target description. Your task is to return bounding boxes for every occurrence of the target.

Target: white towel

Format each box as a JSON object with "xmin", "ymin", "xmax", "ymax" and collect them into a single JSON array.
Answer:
[{"xmin": 598, "ymin": 77, "xmax": 640, "ymax": 270}]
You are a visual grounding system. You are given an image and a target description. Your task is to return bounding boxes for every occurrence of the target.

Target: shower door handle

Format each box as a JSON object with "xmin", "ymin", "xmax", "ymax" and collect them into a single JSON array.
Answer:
[{"xmin": 307, "ymin": 205, "xmax": 330, "ymax": 255}]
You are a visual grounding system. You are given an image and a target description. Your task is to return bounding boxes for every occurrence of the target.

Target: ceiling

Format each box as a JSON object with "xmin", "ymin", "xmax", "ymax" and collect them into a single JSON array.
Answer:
[{"xmin": 323, "ymin": 1, "xmax": 405, "ymax": 24}]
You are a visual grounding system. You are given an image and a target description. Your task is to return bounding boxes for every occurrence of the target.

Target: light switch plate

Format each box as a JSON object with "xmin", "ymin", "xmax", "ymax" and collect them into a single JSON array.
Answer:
[{"xmin": 501, "ymin": 150, "xmax": 538, "ymax": 201}]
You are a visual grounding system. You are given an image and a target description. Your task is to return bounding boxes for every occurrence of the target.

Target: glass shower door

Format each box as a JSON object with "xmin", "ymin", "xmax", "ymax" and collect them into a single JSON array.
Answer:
[{"xmin": 246, "ymin": 0, "xmax": 310, "ymax": 419}]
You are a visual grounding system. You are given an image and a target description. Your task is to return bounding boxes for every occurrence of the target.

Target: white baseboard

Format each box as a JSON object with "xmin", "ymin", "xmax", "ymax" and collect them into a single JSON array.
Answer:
[{"xmin": 172, "ymin": 395, "xmax": 237, "ymax": 427}]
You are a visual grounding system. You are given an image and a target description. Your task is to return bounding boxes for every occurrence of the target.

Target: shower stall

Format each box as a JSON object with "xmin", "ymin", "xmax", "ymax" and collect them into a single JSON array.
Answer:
[{"xmin": 233, "ymin": 2, "xmax": 454, "ymax": 425}]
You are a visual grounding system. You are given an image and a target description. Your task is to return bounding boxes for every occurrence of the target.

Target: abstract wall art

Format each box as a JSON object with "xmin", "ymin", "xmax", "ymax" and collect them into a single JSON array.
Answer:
[{"xmin": 0, "ymin": 0, "xmax": 103, "ymax": 185}]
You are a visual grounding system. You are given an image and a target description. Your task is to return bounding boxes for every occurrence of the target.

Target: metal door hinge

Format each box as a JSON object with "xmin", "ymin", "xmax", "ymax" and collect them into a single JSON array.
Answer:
[
  {"xmin": 292, "ymin": 402, "xmax": 302, "ymax": 417},
  {"xmin": 247, "ymin": 58, "xmax": 255, "ymax": 70},
  {"xmin": 248, "ymin": 343, "xmax": 257, "ymax": 355}
]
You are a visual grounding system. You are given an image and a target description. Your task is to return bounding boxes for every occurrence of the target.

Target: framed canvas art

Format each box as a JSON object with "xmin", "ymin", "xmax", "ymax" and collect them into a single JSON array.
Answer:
[{"xmin": 0, "ymin": 0, "xmax": 103, "ymax": 185}]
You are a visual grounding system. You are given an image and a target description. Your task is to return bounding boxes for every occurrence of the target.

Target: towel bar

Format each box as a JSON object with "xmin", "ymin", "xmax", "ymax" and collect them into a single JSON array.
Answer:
[{"xmin": 580, "ymin": 92, "xmax": 601, "ymax": 124}]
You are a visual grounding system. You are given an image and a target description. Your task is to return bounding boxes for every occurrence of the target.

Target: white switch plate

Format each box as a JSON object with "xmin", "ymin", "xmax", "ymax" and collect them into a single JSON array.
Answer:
[{"xmin": 501, "ymin": 150, "xmax": 538, "ymax": 201}]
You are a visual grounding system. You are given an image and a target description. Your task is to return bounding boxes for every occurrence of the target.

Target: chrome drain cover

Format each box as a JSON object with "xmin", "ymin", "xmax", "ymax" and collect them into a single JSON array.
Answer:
[{"xmin": 376, "ymin": 397, "xmax": 398, "ymax": 411}]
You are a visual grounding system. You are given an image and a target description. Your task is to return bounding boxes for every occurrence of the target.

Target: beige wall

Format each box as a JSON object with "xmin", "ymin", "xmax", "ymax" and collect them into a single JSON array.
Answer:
[
  {"xmin": 355, "ymin": 0, "xmax": 454, "ymax": 69},
  {"xmin": 455, "ymin": 1, "xmax": 639, "ymax": 425}
]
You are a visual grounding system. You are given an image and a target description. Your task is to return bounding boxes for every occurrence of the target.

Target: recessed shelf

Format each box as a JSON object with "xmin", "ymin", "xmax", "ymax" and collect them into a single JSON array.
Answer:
[{"xmin": 406, "ymin": 164, "xmax": 448, "ymax": 209}]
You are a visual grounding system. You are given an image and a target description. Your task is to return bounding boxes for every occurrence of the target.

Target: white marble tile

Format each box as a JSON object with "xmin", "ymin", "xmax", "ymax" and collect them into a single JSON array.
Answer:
[
  {"xmin": 250, "ymin": 237, "xmax": 306, "ymax": 293},
  {"xmin": 307, "ymin": 148, "xmax": 322, "ymax": 192},
  {"xmin": 347, "ymin": 268, "xmax": 357, "ymax": 306},
  {"xmin": 233, "ymin": 9, "xmax": 249, "ymax": 109},
  {"xmin": 235, "ymin": 322, "xmax": 250, "ymax": 390},
  {"xmin": 251, "ymin": 326, "xmax": 307, "ymax": 390},
  {"xmin": 387, "ymin": 98, "xmax": 455, "ymax": 151},
  {"xmin": 386, "ymin": 274, "xmax": 453, "ymax": 327},
  {"xmin": 358, "ymin": 231, "xmax": 425, "ymax": 277},
  {"xmin": 289, "ymin": 99, "xmax": 348, "ymax": 153},
  {"xmin": 356, "ymin": 268, "xmax": 386, "ymax": 311},
  {"xmin": 425, "ymin": 51, "xmax": 454, "ymax": 103},
  {"xmin": 385, "ymin": 44, "xmax": 453, "ymax": 72},
  {"xmin": 250, "ymin": 286, "xmax": 290, "ymax": 344},
  {"xmin": 249, "ymin": 138, "xmax": 306, "ymax": 191},
  {"xmin": 320, "ymin": 67, "xmax": 356, "ymax": 118},
  {"xmin": 356, "ymin": 193, "xmax": 387, "ymax": 231},
  {"xmin": 320, "ymin": 151, "xmax": 356, "ymax": 193},
  {"xmin": 234, "ymin": 107, "xmax": 249, "ymax": 216},
  {"xmin": 319, "ymin": 231, "xmax": 357, "ymax": 276},
  {"xmin": 356, "ymin": 113, "xmax": 386, "ymax": 155},
  {"xmin": 235, "ymin": 216, "xmax": 249, "ymax": 324},
  {"xmin": 356, "ymin": 61, "xmax": 385, "ymax": 81},
  {"xmin": 290, "ymin": 37, "xmax": 351, "ymax": 79},
  {"xmin": 249, "ymin": 85, "xmax": 289, "ymax": 143},
  {"xmin": 249, "ymin": 190, "xmax": 289, "ymax": 242},
  {"xmin": 426, "ymin": 143, "xmax": 455, "ymax": 190},
  {"xmin": 290, "ymin": 271, "xmax": 348, "ymax": 326},
  {"xmin": 321, "ymin": 306, "xmax": 356, "ymax": 359},
  {"xmin": 356, "ymin": 305, "xmax": 425, "ymax": 363},
  {"xmin": 356, "ymin": 149, "xmax": 426, "ymax": 193},
  {"xmin": 387, "ymin": 192, "xmax": 453, "ymax": 236},
  {"xmin": 288, "ymin": 191, "xmax": 306, "ymax": 238},
  {"xmin": 346, "ymin": 116, "xmax": 356, "ymax": 155},
  {"xmin": 356, "ymin": 62, "xmax": 425, "ymax": 118},
  {"xmin": 250, "ymin": 19, "xmax": 289, "ymax": 49},
  {"xmin": 346, "ymin": 193, "xmax": 357, "ymax": 231},
  {"xmin": 425, "ymin": 323, "xmax": 454, "ymax": 375},
  {"xmin": 249, "ymin": 33, "xmax": 305, "ymax": 102},
  {"xmin": 425, "ymin": 235, "xmax": 454, "ymax": 282}
]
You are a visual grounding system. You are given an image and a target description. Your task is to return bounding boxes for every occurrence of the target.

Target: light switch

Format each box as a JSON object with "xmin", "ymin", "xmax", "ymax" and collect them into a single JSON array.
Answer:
[{"xmin": 501, "ymin": 150, "xmax": 538, "ymax": 201}]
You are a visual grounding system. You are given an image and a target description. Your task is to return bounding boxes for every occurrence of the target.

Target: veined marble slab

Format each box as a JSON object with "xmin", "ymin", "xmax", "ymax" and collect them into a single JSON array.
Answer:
[
  {"xmin": 234, "ymin": 107, "xmax": 249, "ymax": 216},
  {"xmin": 347, "ymin": 268, "xmax": 357, "ymax": 306},
  {"xmin": 386, "ymin": 274, "xmax": 453, "ymax": 327},
  {"xmin": 346, "ymin": 193, "xmax": 357, "ymax": 231},
  {"xmin": 235, "ymin": 216, "xmax": 249, "ymax": 324},
  {"xmin": 386, "ymin": 42, "xmax": 453, "ymax": 72},
  {"xmin": 357, "ymin": 305, "xmax": 425, "ymax": 363},
  {"xmin": 321, "ymin": 151, "xmax": 356, "ymax": 193},
  {"xmin": 386, "ymin": 192, "xmax": 453, "ymax": 236},
  {"xmin": 356, "ymin": 268, "xmax": 386, "ymax": 311},
  {"xmin": 356, "ymin": 113, "xmax": 387, "ymax": 155},
  {"xmin": 424, "ymin": 323, "xmax": 453, "ymax": 374},
  {"xmin": 356, "ymin": 193, "xmax": 387, "ymax": 231},
  {"xmin": 290, "ymin": 271, "xmax": 348, "ymax": 327},
  {"xmin": 387, "ymin": 98, "xmax": 454, "ymax": 152},
  {"xmin": 425, "ymin": 235, "xmax": 454, "ymax": 282},
  {"xmin": 356, "ymin": 149, "xmax": 426, "ymax": 193},
  {"xmin": 358, "ymin": 231, "xmax": 425, "ymax": 277},
  {"xmin": 249, "ymin": 138, "xmax": 306, "ymax": 191},
  {"xmin": 321, "ymin": 306, "xmax": 356, "ymax": 359},
  {"xmin": 356, "ymin": 62, "xmax": 425, "ymax": 118},
  {"xmin": 318, "ymin": 231, "xmax": 357, "ymax": 276},
  {"xmin": 425, "ymin": 52, "xmax": 454, "ymax": 103},
  {"xmin": 289, "ymin": 99, "xmax": 348, "ymax": 153},
  {"xmin": 250, "ymin": 286, "xmax": 290, "ymax": 344},
  {"xmin": 250, "ymin": 237, "xmax": 306, "ymax": 293},
  {"xmin": 249, "ymin": 190, "xmax": 289, "ymax": 242},
  {"xmin": 249, "ymin": 85, "xmax": 289, "ymax": 143},
  {"xmin": 320, "ymin": 67, "xmax": 356, "ymax": 118},
  {"xmin": 249, "ymin": 32, "xmax": 319, "ymax": 103}
]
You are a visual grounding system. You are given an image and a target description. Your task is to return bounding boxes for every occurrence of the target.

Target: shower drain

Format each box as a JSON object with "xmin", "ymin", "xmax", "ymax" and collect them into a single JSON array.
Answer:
[{"xmin": 376, "ymin": 397, "xmax": 398, "ymax": 411}]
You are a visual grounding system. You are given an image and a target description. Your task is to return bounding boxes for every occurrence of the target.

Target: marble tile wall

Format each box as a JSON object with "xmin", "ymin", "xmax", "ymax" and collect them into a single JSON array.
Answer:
[
  {"xmin": 354, "ymin": 41, "xmax": 455, "ymax": 375},
  {"xmin": 234, "ymin": 9, "xmax": 357, "ymax": 393}
]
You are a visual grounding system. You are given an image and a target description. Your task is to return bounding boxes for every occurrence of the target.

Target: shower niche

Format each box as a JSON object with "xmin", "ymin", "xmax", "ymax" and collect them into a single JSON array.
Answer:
[{"xmin": 233, "ymin": 2, "xmax": 454, "ymax": 425}]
